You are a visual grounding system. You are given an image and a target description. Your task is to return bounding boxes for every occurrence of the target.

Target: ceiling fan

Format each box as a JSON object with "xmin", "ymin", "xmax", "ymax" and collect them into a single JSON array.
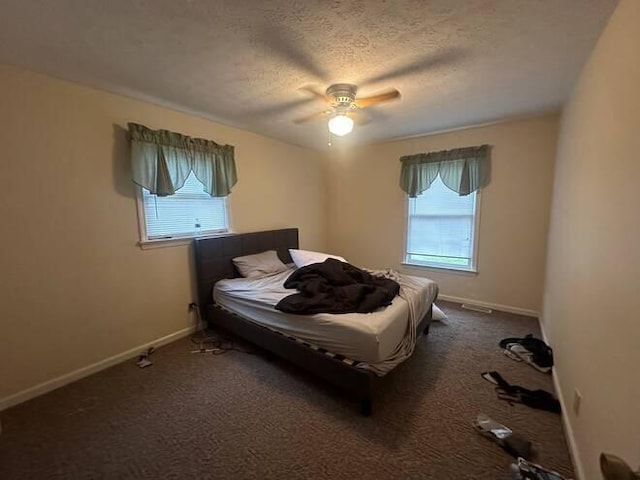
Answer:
[{"xmin": 293, "ymin": 83, "xmax": 401, "ymax": 137}]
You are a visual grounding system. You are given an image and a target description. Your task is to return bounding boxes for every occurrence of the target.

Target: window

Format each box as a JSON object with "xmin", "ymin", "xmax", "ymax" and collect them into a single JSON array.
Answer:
[
  {"xmin": 138, "ymin": 171, "xmax": 229, "ymax": 241},
  {"xmin": 405, "ymin": 176, "xmax": 480, "ymax": 271}
]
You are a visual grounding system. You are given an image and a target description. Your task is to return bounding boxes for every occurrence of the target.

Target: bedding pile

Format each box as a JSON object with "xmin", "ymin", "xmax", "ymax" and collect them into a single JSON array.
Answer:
[{"xmin": 275, "ymin": 258, "xmax": 400, "ymax": 315}]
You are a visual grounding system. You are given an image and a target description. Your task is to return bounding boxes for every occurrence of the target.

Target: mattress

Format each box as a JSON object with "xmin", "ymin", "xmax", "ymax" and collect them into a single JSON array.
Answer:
[{"xmin": 213, "ymin": 268, "xmax": 438, "ymax": 364}]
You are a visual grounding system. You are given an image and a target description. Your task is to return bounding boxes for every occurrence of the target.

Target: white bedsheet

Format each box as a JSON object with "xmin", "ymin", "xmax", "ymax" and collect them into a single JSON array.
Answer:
[{"xmin": 213, "ymin": 268, "xmax": 438, "ymax": 368}]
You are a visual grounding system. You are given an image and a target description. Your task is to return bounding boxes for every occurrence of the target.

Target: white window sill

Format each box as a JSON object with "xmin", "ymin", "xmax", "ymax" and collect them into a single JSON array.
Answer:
[
  {"xmin": 401, "ymin": 262, "xmax": 478, "ymax": 276},
  {"xmin": 139, "ymin": 236, "xmax": 193, "ymax": 250},
  {"xmin": 138, "ymin": 232, "xmax": 230, "ymax": 250}
]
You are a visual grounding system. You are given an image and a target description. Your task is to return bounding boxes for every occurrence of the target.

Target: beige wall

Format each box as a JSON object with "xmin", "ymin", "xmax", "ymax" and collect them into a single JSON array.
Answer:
[
  {"xmin": 326, "ymin": 115, "xmax": 559, "ymax": 313},
  {"xmin": 0, "ymin": 65, "xmax": 327, "ymax": 402},
  {"xmin": 542, "ymin": 1, "xmax": 640, "ymax": 478}
]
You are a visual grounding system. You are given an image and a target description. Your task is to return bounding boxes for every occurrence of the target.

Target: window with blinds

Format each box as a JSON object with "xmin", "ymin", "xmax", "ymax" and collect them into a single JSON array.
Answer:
[
  {"xmin": 140, "ymin": 171, "xmax": 229, "ymax": 240},
  {"xmin": 405, "ymin": 176, "xmax": 479, "ymax": 271}
]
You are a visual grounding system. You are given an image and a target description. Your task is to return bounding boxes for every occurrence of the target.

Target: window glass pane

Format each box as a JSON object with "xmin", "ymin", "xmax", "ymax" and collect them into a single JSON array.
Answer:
[
  {"xmin": 406, "ymin": 176, "xmax": 476, "ymax": 268},
  {"xmin": 142, "ymin": 172, "xmax": 228, "ymax": 239}
]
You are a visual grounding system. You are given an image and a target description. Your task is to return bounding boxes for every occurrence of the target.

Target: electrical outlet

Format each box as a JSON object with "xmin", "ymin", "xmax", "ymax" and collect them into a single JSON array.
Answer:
[{"xmin": 572, "ymin": 389, "xmax": 582, "ymax": 415}]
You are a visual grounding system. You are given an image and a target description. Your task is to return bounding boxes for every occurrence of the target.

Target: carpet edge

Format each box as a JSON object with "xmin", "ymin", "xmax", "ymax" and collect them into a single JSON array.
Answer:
[{"xmin": 0, "ymin": 325, "xmax": 196, "ymax": 412}]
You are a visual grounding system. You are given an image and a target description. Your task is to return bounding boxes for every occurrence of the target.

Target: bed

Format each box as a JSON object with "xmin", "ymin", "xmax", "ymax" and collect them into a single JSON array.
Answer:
[{"xmin": 194, "ymin": 228, "xmax": 437, "ymax": 415}]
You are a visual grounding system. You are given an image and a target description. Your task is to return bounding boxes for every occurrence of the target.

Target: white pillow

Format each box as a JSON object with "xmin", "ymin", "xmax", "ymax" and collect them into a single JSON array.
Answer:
[
  {"xmin": 232, "ymin": 250, "xmax": 288, "ymax": 278},
  {"xmin": 289, "ymin": 249, "xmax": 347, "ymax": 269}
]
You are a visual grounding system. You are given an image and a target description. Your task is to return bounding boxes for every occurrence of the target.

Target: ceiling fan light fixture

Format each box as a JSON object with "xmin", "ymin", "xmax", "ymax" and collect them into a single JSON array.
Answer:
[{"xmin": 328, "ymin": 114, "xmax": 354, "ymax": 136}]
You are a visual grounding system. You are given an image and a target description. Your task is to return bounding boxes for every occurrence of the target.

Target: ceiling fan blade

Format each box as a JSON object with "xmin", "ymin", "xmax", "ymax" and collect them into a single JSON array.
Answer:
[
  {"xmin": 293, "ymin": 110, "xmax": 332, "ymax": 124},
  {"xmin": 298, "ymin": 85, "xmax": 329, "ymax": 102},
  {"xmin": 355, "ymin": 89, "xmax": 401, "ymax": 109},
  {"xmin": 360, "ymin": 48, "xmax": 465, "ymax": 87}
]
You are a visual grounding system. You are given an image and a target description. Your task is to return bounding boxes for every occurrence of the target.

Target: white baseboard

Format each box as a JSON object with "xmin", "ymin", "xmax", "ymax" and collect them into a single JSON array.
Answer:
[
  {"xmin": 538, "ymin": 319, "xmax": 585, "ymax": 480},
  {"xmin": 0, "ymin": 325, "xmax": 196, "ymax": 412},
  {"xmin": 437, "ymin": 294, "xmax": 539, "ymax": 318}
]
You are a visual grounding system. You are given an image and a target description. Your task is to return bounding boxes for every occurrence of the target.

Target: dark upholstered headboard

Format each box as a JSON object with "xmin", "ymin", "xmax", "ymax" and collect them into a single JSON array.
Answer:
[{"xmin": 193, "ymin": 228, "xmax": 299, "ymax": 311}]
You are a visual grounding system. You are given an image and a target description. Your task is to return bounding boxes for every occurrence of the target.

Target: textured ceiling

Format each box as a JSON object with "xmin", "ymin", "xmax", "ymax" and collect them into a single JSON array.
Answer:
[{"xmin": 0, "ymin": 0, "xmax": 617, "ymax": 150}]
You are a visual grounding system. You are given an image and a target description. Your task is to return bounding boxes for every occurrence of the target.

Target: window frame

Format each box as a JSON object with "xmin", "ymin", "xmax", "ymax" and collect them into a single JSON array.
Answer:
[
  {"xmin": 402, "ymin": 184, "xmax": 482, "ymax": 274},
  {"xmin": 134, "ymin": 183, "xmax": 232, "ymax": 250}
]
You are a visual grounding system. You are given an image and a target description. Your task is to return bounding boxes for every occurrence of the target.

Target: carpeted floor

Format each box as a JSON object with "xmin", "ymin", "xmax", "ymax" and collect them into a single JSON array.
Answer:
[{"xmin": 0, "ymin": 301, "xmax": 574, "ymax": 479}]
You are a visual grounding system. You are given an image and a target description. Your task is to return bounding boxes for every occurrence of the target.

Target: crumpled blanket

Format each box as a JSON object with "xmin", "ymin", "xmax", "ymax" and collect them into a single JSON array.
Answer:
[{"xmin": 275, "ymin": 258, "xmax": 399, "ymax": 315}]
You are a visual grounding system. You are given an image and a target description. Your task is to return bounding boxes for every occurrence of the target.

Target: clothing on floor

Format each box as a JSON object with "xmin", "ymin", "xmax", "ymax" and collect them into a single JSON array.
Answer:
[
  {"xmin": 510, "ymin": 458, "xmax": 569, "ymax": 480},
  {"xmin": 499, "ymin": 334, "xmax": 554, "ymax": 373},
  {"xmin": 473, "ymin": 414, "xmax": 533, "ymax": 460},
  {"xmin": 481, "ymin": 371, "xmax": 561, "ymax": 414}
]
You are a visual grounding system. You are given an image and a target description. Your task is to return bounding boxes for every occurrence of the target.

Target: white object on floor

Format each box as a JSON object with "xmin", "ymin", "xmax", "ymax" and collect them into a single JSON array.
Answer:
[
  {"xmin": 136, "ymin": 358, "xmax": 153, "ymax": 368},
  {"xmin": 432, "ymin": 304, "xmax": 447, "ymax": 321}
]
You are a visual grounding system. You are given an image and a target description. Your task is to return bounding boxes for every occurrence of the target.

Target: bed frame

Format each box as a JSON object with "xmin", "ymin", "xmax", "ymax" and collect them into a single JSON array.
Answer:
[{"xmin": 193, "ymin": 228, "xmax": 432, "ymax": 416}]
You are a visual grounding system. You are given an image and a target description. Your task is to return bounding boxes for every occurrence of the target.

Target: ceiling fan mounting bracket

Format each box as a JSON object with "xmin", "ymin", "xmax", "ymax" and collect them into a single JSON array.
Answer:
[{"xmin": 326, "ymin": 83, "xmax": 358, "ymax": 108}]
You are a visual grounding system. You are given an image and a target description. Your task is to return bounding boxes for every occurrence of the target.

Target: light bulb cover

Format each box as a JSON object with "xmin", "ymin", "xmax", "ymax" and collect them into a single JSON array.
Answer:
[{"xmin": 328, "ymin": 114, "xmax": 354, "ymax": 136}]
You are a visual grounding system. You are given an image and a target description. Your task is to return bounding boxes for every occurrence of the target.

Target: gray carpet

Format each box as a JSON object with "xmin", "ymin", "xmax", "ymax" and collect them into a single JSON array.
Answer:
[{"xmin": 0, "ymin": 301, "xmax": 574, "ymax": 479}]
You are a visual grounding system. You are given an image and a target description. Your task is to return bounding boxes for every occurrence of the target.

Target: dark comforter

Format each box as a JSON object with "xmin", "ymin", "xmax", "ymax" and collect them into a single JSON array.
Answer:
[{"xmin": 275, "ymin": 258, "xmax": 400, "ymax": 315}]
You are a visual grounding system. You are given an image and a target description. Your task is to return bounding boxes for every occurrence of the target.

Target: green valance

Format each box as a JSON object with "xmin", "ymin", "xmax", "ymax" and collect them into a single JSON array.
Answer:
[
  {"xmin": 129, "ymin": 123, "xmax": 237, "ymax": 197},
  {"xmin": 399, "ymin": 145, "xmax": 491, "ymax": 197}
]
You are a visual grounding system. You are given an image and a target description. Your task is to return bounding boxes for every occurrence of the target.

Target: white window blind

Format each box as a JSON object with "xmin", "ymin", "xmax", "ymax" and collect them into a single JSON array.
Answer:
[
  {"xmin": 406, "ymin": 176, "xmax": 478, "ymax": 270},
  {"xmin": 141, "ymin": 171, "xmax": 229, "ymax": 239}
]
